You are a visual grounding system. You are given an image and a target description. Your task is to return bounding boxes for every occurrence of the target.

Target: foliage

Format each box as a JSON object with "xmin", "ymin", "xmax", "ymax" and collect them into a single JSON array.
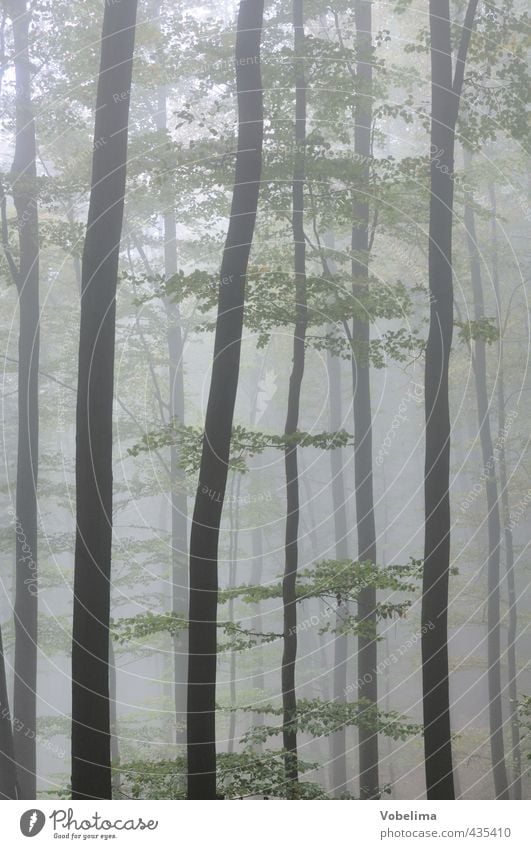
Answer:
[{"xmin": 236, "ymin": 698, "xmax": 422, "ymax": 746}]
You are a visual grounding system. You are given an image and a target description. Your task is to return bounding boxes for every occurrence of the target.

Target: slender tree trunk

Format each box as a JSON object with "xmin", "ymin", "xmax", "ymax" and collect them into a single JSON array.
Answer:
[
  {"xmin": 422, "ymin": 0, "xmax": 477, "ymax": 799},
  {"xmin": 0, "ymin": 626, "xmax": 17, "ymax": 798},
  {"xmin": 327, "ymin": 345, "xmax": 349, "ymax": 797},
  {"xmin": 10, "ymin": 0, "xmax": 39, "ymax": 799},
  {"xmin": 109, "ymin": 639, "xmax": 120, "ymax": 796},
  {"xmin": 187, "ymin": 0, "xmax": 264, "ymax": 800},
  {"xmin": 281, "ymin": 0, "xmax": 307, "ymax": 796},
  {"xmin": 350, "ymin": 0, "xmax": 379, "ymax": 801},
  {"xmin": 71, "ymin": 0, "xmax": 138, "ymax": 800},
  {"xmin": 463, "ymin": 150, "xmax": 509, "ymax": 799},
  {"xmin": 489, "ymin": 183, "xmax": 521, "ymax": 799},
  {"xmin": 154, "ymin": 79, "xmax": 189, "ymax": 748},
  {"xmin": 251, "ymin": 525, "xmax": 265, "ymax": 749},
  {"xmin": 227, "ymin": 474, "xmax": 241, "ymax": 754}
]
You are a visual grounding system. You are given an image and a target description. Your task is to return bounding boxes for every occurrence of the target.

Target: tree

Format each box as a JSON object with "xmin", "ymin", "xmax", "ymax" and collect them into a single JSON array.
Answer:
[
  {"xmin": 327, "ymin": 343, "xmax": 349, "ymax": 797},
  {"xmin": 422, "ymin": 0, "xmax": 478, "ymax": 800},
  {"xmin": 281, "ymin": 0, "xmax": 308, "ymax": 797},
  {"xmin": 152, "ymin": 24, "xmax": 189, "ymax": 747},
  {"xmin": 462, "ymin": 147, "xmax": 508, "ymax": 799},
  {"xmin": 489, "ymin": 182, "xmax": 521, "ymax": 799},
  {"xmin": 0, "ymin": 625, "xmax": 17, "ymax": 798},
  {"xmin": 350, "ymin": 0, "xmax": 379, "ymax": 801},
  {"xmin": 187, "ymin": 0, "xmax": 264, "ymax": 800},
  {"xmin": 1, "ymin": 0, "xmax": 41, "ymax": 799},
  {"xmin": 71, "ymin": 0, "xmax": 138, "ymax": 800}
]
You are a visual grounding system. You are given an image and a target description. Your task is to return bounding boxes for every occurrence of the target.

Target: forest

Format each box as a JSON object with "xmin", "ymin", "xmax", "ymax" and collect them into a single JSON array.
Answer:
[{"xmin": 0, "ymin": 0, "xmax": 529, "ymax": 803}]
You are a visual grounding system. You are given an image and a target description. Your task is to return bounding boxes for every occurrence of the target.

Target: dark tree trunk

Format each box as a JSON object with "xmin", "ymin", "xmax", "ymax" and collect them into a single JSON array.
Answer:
[
  {"xmin": 10, "ymin": 0, "xmax": 39, "ymax": 799},
  {"xmin": 281, "ymin": 0, "xmax": 307, "ymax": 796},
  {"xmin": 350, "ymin": 0, "xmax": 379, "ymax": 801},
  {"xmin": 489, "ymin": 183, "xmax": 521, "ymax": 799},
  {"xmin": 327, "ymin": 344, "xmax": 349, "ymax": 797},
  {"xmin": 154, "ymin": 80, "xmax": 189, "ymax": 748},
  {"xmin": 71, "ymin": 0, "xmax": 138, "ymax": 800},
  {"xmin": 187, "ymin": 0, "xmax": 264, "ymax": 800},
  {"xmin": 463, "ymin": 150, "xmax": 508, "ymax": 799},
  {"xmin": 0, "ymin": 626, "xmax": 17, "ymax": 798},
  {"xmin": 422, "ymin": 0, "xmax": 477, "ymax": 799}
]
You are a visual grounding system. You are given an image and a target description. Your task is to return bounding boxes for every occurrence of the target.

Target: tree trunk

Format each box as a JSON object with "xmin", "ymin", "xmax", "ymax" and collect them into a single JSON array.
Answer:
[
  {"xmin": 109, "ymin": 639, "xmax": 120, "ymax": 796},
  {"xmin": 281, "ymin": 0, "xmax": 307, "ymax": 796},
  {"xmin": 71, "ymin": 0, "xmax": 138, "ymax": 800},
  {"xmin": 422, "ymin": 0, "xmax": 477, "ymax": 799},
  {"xmin": 327, "ymin": 344, "xmax": 349, "ymax": 797},
  {"xmin": 187, "ymin": 0, "xmax": 264, "ymax": 800},
  {"xmin": 250, "ymin": 526, "xmax": 265, "ymax": 749},
  {"xmin": 0, "ymin": 626, "xmax": 17, "ymax": 798},
  {"xmin": 10, "ymin": 0, "xmax": 39, "ymax": 799},
  {"xmin": 350, "ymin": 0, "xmax": 379, "ymax": 801},
  {"xmin": 463, "ymin": 149, "xmax": 509, "ymax": 799},
  {"xmin": 227, "ymin": 474, "xmax": 241, "ymax": 754},
  {"xmin": 154, "ymin": 79, "xmax": 189, "ymax": 749},
  {"xmin": 489, "ymin": 183, "xmax": 521, "ymax": 799}
]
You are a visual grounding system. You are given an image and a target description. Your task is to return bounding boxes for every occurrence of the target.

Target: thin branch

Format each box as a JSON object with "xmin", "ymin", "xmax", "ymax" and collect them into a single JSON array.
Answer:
[
  {"xmin": 0, "ymin": 182, "xmax": 19, "ymax": 286},
  {"xmin": 452, "ymin": 0, "xmax": 480, "ymax": 103}
]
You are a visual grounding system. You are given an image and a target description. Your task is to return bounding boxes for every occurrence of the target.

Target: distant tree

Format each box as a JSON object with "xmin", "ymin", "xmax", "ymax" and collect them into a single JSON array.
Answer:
[
  {"xmin": 187, "ymin": 0, "xmax": 264, "ymax": 800},
  {"xmin": 71, "ymin": 0, "xmax": 138, "ymax": 800},
  {"xmin": 462, "ymin": 148, "xmax": 508, "ymax": 798},
  {"xmin": 489, "ymin": 183, "xmax": 521, "ymax": 799},
  {"xmin": 1, "ymin": 0, "xmax": 41, "ymax": 799},
  {"xmin": 326, "ymin": 342, "xmax": 349, "ymax": 797},
  {"xmin": 152, "ymin": 8, "xmax": 189, "ymax": 746},
  {"xmin": 0, "ymin": 626, "xmax": 17, "ymax": 798}
]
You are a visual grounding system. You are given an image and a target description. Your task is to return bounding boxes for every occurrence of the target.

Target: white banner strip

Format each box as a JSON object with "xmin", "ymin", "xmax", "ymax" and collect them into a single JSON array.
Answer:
[{"xmin": 2, "ymin": 800, "xmax": 527, "ymax": 847}]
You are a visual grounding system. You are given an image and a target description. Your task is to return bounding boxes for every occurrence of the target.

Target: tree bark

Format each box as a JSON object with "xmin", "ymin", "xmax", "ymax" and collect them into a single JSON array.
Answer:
[
  {"xmin": 9, "ymin": 0, "xmax": 39, "ymax": 799},
  {"xmin": 422, "ymin": 0, "xmax": 477, "ymax": 799},
  {"xmin": 281, "ymin": 0, "xmax": 307, "ymax": 796},
  {"xmin": 350, "ymin": 0, "xmax": 379, "ymax": 801},
  {"xmin": 71, "ymin": 0, "xmax": 138, "ymax": 800},
  {"xmin": 187, "ymin": 0, "xmax": 264, "ymax": 800},
  {"xmin": 463, "ymin": 149, "xmax": 508, "ymax": 799},
  {"xmin": 489, "ymin": 183, "xmax": 521, "ymax": 799}
]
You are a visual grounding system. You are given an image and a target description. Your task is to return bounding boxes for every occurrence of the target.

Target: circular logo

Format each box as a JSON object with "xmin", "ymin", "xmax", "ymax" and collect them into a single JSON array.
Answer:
[{"xmin": 20, "ymin": 810, "xmax": 46, "ymax": 837}]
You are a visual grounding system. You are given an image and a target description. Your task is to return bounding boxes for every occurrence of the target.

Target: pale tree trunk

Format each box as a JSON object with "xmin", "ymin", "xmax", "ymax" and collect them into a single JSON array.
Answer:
[
  {"xmin": 0, "ymin": 626, "xmax": 17, "ymax": 798},
  {"xmin": 109, "ymin": 639, "xmax": 120, "ymax": 796},
  {"xmin": 9, "ymin": 0, "xmax": 39, "ymax": 799},
  {"xmin": 227, "ymin": 474, "xmax": 241, "ymax": 753},
  {"xmin": 489, "ymin": 183, "xmax": 521, "ymax": 799},
  {"xmin": 463, "ymin": 148, "xmax": 508, "ymax": 799},
  {"xmin": 250, "ymin": 526, "xmax": 265, "ymax": 750},
  {"xmin": 154, "ymin": 78, "xmax": 189, "ymax": 748},
  {"xmin": 327, "ymin": 345, "xmax": 349, "ymax": 797}
]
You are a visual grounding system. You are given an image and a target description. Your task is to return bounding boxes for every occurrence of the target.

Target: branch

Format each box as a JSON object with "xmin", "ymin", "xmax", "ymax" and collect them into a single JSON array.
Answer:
[
  {"xmin": 0, "ymin": 181, "xmax": 19, "ymax": 286},
  {"xmin": 452, "ymin": 0, "xmax": 480, "ymax": 103}
]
